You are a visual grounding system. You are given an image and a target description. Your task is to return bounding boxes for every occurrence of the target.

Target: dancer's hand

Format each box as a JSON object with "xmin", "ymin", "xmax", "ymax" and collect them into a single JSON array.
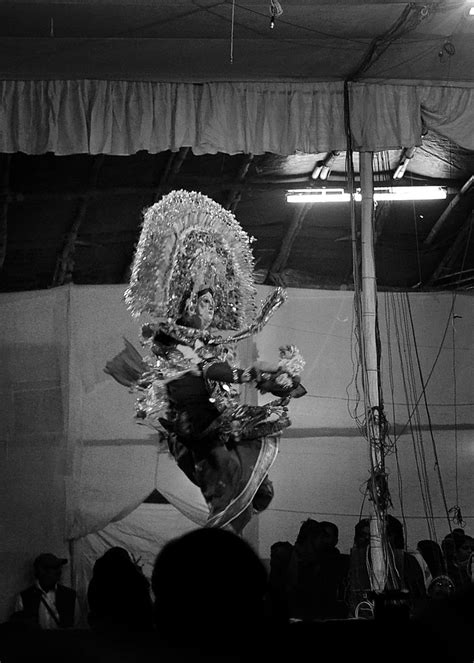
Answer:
[{"xmin": 252, "ymin": 360, "xmax": 280, "ymax": 374}]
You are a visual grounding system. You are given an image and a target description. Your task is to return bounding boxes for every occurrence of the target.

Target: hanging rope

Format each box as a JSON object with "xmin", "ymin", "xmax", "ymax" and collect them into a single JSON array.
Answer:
[
  {"xmin": 229, "ymin": 0, "xmax": 235, "ymax": 64},
  {"xmin": 384, "ymin": 294, "xmax": 408, "ymax": 545},
  {"xmin": 406, "ymin": 294, "xmax": 454, "ymax": 536},
  {"xmin": 387, "ymin": 292, "xmax": 438, "ymax": 541}
]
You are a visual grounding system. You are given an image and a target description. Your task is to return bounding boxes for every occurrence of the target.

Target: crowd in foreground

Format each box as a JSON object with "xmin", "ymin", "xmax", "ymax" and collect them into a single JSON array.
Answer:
[
  {"xmin": 268, "ymin": 517, "xmax": 474, "ymax": 622},
  {"xmin": 1, "ymin": 521, "xmax": 473, "ymax": 663}
]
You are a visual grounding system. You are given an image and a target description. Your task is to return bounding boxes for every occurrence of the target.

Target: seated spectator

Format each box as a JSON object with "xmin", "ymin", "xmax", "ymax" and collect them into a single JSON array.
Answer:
[
  {"xmin": 410, "ymin": 545, "xmax": 433, "ymax": 591},
  {"xmin": 386, "ymin": 515, "xmax": 426, "ymax": 601},
  {"xmin": 416, "ymin": 539, "xmax": 446, "ymax": 579},
  {"xmin": 87, "ymin": 546, "xmax": 153, "ymax": 632},
  {"xmin": 268, "ymin": 540, "xmax": 294, "ymax": 623},
  {"xmin": 347, "ymin": 518, "xmax": 373, "ymax": 617},
  {"xmin": 347, "ymin": 515, "xmax": 426, "ymax": 618},
  {"xmin": 426, "ymin": 574, "xmax": 456, "ymax": 599},
  {"xmin": 442, "ymin": 531, "xmax": 474, "ymax": 592},
  {"xmin": 287, "ymin": 519, "xmax": 349, "ymax": 621},
  {"xmin": 151, "ymin": 528, "xmax": 269, "ymax": 653},
  {"xmin": 11, "ymin": 552, "xmax": 78, "ymax": 629}
]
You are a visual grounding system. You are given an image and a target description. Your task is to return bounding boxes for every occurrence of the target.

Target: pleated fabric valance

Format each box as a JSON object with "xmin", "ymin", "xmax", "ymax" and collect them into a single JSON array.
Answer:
[{"xmin": 1, "ymin": 79, "xmax": 473, "ymax": 155}]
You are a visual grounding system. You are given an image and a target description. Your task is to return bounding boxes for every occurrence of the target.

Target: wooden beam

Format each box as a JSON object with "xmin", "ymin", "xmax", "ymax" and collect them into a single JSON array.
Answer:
[
  {"xmin": 434, "ymin": 267, "xmax": 474, "ymax": 283},
  {"xmin": 224, "ymin": 154, "xmax": 254, "ymax": 213},
  {"xmin": 52, "ymin": 155, "xmax": 104, "ymax": 287},
  {"xmin": 267, "ymin": 204, "xmax": 310, "ymax": 283},
  {"xmin": 374, "ymin": 201, "xmax": 392, "ymax": 244},
  {"xmin": 426, "ymin": 211, "xmax": 474, "ymax": 286},
  {"xmin": 166, "ymin": 147, "xmax": 190, "ymax": 184},
  {"xmin": 155, "ymin": 152, "xmax": 175, "ymax": 196},
  {"xmin": 120, "ymin": 147, "xmax": 190, "ymax": 282},
  {"xmin": 0, "ymin": 154, "xmax": 11, "ymax": 270},
  {"xmin": 433, "ymin": 274, "xmax": 474, "ymax": 289},
  {"xmin": 423, "ymin": 175, "xmax": 474, "ymax": 246}
]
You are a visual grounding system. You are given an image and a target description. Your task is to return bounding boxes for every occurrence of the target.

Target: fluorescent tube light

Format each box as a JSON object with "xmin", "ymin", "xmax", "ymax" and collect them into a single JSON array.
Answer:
[
  {"xmin": 286, "ymin": 188, "xmax": 350, "ymax": 203},
  {"xmin": 393, "ymin": 146, "xmax": 417, "ymax": 180},
  {"xmin": 393, "ymin": 163, "xmax": 409, "ymax": 180},
  {"xmin": 286, "ymin": 186, "xmax": 447, "ymax": 203},
  {"xmin": 371, "ymin": 186, "xmax": 447, "ymax": 201},
  {"xmin": 311, "ymin": 151, "xmax": 341, "ymax": 180}
]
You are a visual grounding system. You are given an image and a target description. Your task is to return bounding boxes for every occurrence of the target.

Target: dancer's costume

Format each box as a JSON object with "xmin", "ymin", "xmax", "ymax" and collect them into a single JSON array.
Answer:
[{"xmin": 105, "ymin": 190, "xmax": 306, "ymax": 532}]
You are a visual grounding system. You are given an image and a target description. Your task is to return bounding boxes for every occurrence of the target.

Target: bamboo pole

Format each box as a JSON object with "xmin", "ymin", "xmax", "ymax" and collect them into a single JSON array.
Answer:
[{"xmin": 360, "ymin": 152, "xmax": 386, "ymax": 592}]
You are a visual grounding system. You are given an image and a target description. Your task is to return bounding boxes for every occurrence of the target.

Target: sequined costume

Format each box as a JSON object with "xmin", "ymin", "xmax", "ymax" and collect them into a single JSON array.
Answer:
[{"xmin": 104, "ymin": 190, "xmax": 306, "ymax": 532}]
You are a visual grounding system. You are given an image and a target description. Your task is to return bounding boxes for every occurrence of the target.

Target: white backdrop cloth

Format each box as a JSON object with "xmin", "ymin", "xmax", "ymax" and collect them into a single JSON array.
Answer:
[{"xmin": 0, "ymin": 284, "xmax": 473, "ymax": 623}]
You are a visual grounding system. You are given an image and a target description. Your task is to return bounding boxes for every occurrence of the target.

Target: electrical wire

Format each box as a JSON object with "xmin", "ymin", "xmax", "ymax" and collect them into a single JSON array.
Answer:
[
  {"xmin": 351, "ymin": 3, "xmax": 434, "ymax": 78},
  {"xmin": 223, "ymin": 1, "xmax": 370, "ymax": 45},
  {"xmin": 405, "ymin": 294, "xmax": 453, "ymax": 535},
  {"xmin": 393, "ymin": 293, "xmax": 457, "ymax": 442},
  {"xmin": 384, "ymin": 294, "xmax": 409, "ymax": 543},
  {"xmin": 230, "ymin": 0, "xmax": 235, "ymax": 63},
  {"xmin": 367, "ymin": 43, "xmax": 446, "ymax": 80},
  {"xmin": 412, "ymin": 196, "xmax": 423, "ymax": 288},
  {"xmin": 449, "ymin": 313, "xmax": 463, "ymax": 526},
  {"xmin": 391, "ymin": 292, "xmax": 438, "ymax": 540}
]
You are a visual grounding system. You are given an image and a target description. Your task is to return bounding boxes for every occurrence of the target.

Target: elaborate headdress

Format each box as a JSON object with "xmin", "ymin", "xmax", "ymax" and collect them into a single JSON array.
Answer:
[{"xmin": 125, "ymin": 190, "xmax": 258, "ymax": 331}]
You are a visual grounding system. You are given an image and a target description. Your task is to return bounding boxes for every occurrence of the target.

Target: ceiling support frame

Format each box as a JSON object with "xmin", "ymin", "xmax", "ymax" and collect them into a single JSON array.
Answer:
[
  {"xmin": 224, "ymin": 153, "xmax": 254, "ymax": 213},
  {"xmin": 121, "ymin": 147, "xmax": 190, "ymax": 283},
  {"xmin": 151, "ymin": 147, "xmax": 191, "ymax": 203},
  {"xmin": 423, "ymin": 175, "xmax": 474, "ymax": 247},
  {"xmin": 161, "ymin": 147, "xmax": 190, "ymax": 193},
  {"xmin": 0, "ymin": 154, "xmax": 11, "ymax": 271},
  {"xmin": 267, "ymin": 203, "xmax": 310, "ymax": 285},
  {"xmin": 426, "ymin": 211, "xmax": 474, "ymax": 287},
  {"xmin": 52, "ymin": 155, "xmax": 104, "ymax": 287}
]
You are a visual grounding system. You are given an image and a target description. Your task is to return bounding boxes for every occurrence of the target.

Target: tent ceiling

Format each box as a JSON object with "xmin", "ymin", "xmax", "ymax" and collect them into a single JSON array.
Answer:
[
  {"xmin": 0, "ymin": 1, "xmax": 473, "ymax": 82},
  {"xmin": 1, "ymin": 138, "xmax": 473, "ymax": 294},
  {"xmin": 0, "ymin": 1, "xmax": 473, "ymax": 294}
]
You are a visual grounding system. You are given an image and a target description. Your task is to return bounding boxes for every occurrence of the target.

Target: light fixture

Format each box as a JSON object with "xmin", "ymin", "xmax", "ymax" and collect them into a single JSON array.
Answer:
[
  {"xmin": 311, "ymin": 151, "xmax": 341, "ymax": 181},
  {"xmin": 287, "ymin": 188, "xmax": 351, "ymax": 203},
  {"xmin": 286, "ymin": 186, "xmax": 447, "ymax": 203},
  {"xmin": 393, "ymin": 146, "xmax": 416, "ymax": 180},
  {"xmin": 469, "ymin": 6, "xmax": 474, "ymax": 14},
  {"xmin": 369, "ymin": 186, "xmax": 447, "ymax": 201}
]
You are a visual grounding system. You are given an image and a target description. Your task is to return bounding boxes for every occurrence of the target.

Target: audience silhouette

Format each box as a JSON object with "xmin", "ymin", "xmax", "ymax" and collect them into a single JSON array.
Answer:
[
  {"xmin": 10, "ymin": 553, "xmax": 78, "ymax": 630},
  {"xmin": 416, "ymin": 539, "xmax": 446, "ymax": 579},
  {"xmin": 285, "ymin": 518, "xmax": 349, "ymax": 621},
  {"xmin": 268, "ymin": 540, "xmax": 294, "ymax": 623},
  {"xmin": 2, "ymin": 522, "xmax": 472, "ymax": 663},
  {"xmin": 151, "ymin": 527, "xmax": 269, "ymax": 654},
  {"xmin": 87, "ymin": 546, "xmax": 153, "ymax": 632}
]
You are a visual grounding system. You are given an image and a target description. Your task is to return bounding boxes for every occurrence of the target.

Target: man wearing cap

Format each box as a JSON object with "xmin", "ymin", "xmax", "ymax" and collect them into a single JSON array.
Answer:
[{"xmin": 13, "ymin": 553, "xmax": 77, "ymax": 629}]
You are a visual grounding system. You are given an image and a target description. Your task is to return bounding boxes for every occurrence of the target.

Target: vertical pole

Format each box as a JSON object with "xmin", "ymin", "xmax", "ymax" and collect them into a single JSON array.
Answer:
[{"xmin": 360, "ymin": 152, "xmax": 386, "ymax": 591}]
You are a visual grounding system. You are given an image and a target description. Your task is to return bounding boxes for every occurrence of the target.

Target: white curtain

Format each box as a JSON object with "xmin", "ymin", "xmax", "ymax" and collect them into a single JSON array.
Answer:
[
  {"xmin": 1, "ymin": 284, "xmax": 473, "ymax": 623},
  {"xmin": 73, "ymin": 502, "xmax": 198, "ymax": 626},
  {"xmin": 254, "ymin": 287, "xmax": 474, "ymax": 557},
  {"xmin": 66, "ymin": 284, "xmax": 257, "ymax": 540},
  {"xmin": 0, "ymin": 287, "xmax": 71, "ymax": 622},
  {"xmin": 66, "ymin": 285, "xmax": 211, "ymax": 540},
  {"xmin": 1, "ymin": 80, "xmax": 473, "ymax": 156}
]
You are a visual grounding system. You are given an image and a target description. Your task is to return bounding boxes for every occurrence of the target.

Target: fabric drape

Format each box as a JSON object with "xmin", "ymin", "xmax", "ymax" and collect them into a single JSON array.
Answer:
[
  {"xmin": 66, "ymin": 285, "xmax": 211, "ymax": 540},
  {"xmin": 0, "ymin": 284, "xmax": 473, "ymax": 624},
  {"xmin": 0, "ymin": 287, "xmax": 71, "ymax": 622},
  {"xmin": 1, "ymin": 79, "xmax": 473, "ymax": 156}
]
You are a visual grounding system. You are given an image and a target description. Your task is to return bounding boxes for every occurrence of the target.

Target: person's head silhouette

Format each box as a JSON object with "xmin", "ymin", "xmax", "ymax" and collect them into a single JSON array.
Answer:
[{"xmin": 151, "ymin": 528, "xmax": 267, "ymax": 648}]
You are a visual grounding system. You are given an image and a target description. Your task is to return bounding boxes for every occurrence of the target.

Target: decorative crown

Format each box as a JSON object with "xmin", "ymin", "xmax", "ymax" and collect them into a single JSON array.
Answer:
[{"xmin": 124, "ymin": 190, "xmax": 258, "ymax": 330}]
